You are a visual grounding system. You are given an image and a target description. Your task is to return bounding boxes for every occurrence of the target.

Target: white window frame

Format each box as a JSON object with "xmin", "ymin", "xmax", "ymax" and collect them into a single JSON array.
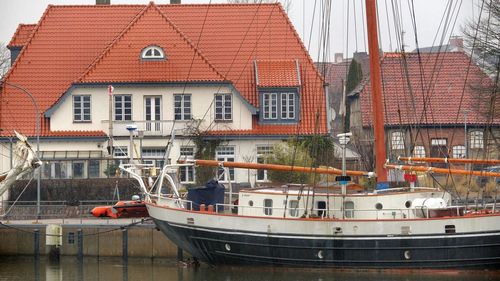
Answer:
[
  {"xmin": 256, "ymin": 145, "xmax": 273, "ymax": 182},
  {"xmin": 452, "ymin": 145, "xmax": 466, "ymax": 158},
  {"xmin": 72, "ymin": 161, "xmax": 86, "ymax": 179},
  {"xmin": 141, "ymin": 46, "xmax": 165, "ymax": 59},
  {"xmin": 215, "ymin": 94, "xmax": 232, "ymax": 121},
  {"xmin": 431, "ymin": 139, "xmax": 447, "ymax": 146},
  {"xmin": 114, "ymin": 95, "xmax": 132, "ymax": 121},
  {"xmin": 174, "ymin": 94, "xmax": 192, "ymax": 121},
  {"xmin": 289, "ymin": 200, "xmax": 299, "ymax": 217},
  {"xmin": 413, "ymin": 145, "xmax": 425, "ymax": 158},
  {"xmin": 263, "ymin": 93, "xmax": 278, "ymax": 120},
  {"xmin": 216, "ymin": 146, "xmax": 235, "ymax": 182},
  {"xmin": 144, "ymin": 96, "xmax": 161, "ymax": 131},
  {"xmin": 281, "ymin": 92, "xmax": 295, "ymax": 119},
  {"xmin": 179, "ymin": 146, "xmax": 195, "ymax": 184},
  {"xmin": 113, "ymin": 146, "xmax": 128, "ymax": 158},
  {"xmin": 73, "ymin": 95, "xmax": 91, "ymax": 122},
  {"xmin": 391, "ymin": 131, "xmax": 405, "ymax": 150},
  {"xmin": 470, "ymin": 130, "xmax": 484, "ymax": 149},
  {"xmin": 264, "ymin": 199, "xmax": 273, "ymax": 216}
]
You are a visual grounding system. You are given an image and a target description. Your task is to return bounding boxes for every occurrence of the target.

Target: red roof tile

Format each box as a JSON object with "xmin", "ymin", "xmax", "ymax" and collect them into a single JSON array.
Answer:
[
  {"xmin": 7, "ymin": 24, "xmax": 36, "ymax": 48},
  {"xmin": 255, "ymin": 60, "xmax": 300, "ymax": 87},
  {"xmin": 359, "ymin": 52, "xmax": 498, "ymax": 127},
  {"xmin": 0, "ymin": 3, "xmax": 326, "ymax": 137}
]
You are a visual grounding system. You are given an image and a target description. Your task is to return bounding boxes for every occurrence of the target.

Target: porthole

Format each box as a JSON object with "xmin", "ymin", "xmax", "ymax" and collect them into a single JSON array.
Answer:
[
  {"xmin": 248, "ymin": 200, "xmax": 254, "ymax": 207},
  {"xmin": 225, "ymin": 243, "xmax": 231, "ymax": 251},
  {"xmin": 317, "ymin": 250, "xmax": 324, "ymax": 259},
  {"xmin": 405, "ymin": 200, "xmax": 412, "ymax": 208},
  {"xmin": 404, "ymin": 250, "xmax": 411, "ymax": 260},
  {"xmin": 375, "ymin": 203, "xmax": 383, "ymax": 210}
]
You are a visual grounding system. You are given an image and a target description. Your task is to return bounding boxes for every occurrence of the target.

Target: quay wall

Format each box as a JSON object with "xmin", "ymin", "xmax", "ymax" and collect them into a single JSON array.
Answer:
[{"xmin": 0, "ymin": 223, "xmax": 181, "ymax": 258}]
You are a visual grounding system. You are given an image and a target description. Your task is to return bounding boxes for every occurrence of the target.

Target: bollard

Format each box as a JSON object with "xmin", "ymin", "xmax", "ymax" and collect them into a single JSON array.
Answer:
[
  {"xmin": 34, "ymin": 229, "xmax": 40, "ymax": 258},
  {"xmin": 122, "ymin": 228, "xmax": 128, "ymax": 262},
  {"xmin": 77, "ymin": 229, "xmax": 83, "ymax": 260}
]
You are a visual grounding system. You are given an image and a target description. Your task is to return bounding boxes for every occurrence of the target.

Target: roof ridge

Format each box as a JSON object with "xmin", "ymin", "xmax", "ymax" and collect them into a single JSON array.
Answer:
[
  {"xmin": 2, "ymin": 6, "xmax": 53, "ymax": 83},
  {"xmin": 152, "ymin": 4, "xmax": 226, "ymax": 81},
  {"xmin": 76, "ymin": 4, "xmax": 151, "ymax": 83}
]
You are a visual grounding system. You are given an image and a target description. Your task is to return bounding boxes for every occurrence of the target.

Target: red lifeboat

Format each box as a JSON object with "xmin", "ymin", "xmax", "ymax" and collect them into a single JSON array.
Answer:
[{"xmin": 91, "ymin": 197, "xmax": 149, "ymax": 219}]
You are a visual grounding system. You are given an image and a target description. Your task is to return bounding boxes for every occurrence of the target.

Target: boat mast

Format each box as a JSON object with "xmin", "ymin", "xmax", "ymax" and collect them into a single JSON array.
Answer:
[{"xmin": 365, "ymin": 0, "xmax": 387, "ymax": 183}]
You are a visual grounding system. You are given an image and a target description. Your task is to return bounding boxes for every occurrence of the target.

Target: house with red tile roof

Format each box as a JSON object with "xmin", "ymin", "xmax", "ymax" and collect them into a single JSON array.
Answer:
[
  {"xmin": 0, "ymin": 2, "xmax": 329, "ymax": 186},
  {"xmin": 348, "ymin": 51, "xmax": 500, "ymax": 171}
]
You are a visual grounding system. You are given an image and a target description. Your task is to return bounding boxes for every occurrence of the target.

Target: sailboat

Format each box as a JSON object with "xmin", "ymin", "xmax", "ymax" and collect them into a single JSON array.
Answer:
[{"xmin": 120, "ymin": 0, "xmax": 500, "ymax": 268}]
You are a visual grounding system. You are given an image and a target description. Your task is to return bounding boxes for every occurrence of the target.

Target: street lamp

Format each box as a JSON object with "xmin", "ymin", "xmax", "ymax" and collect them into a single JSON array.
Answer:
[
  {"xmin": 0, "ymin": 81, "xmax": 41, "ymax": 218},
  {"xmin": 126, "ymin": 124, "xmax": 138, "ymax": 163}
]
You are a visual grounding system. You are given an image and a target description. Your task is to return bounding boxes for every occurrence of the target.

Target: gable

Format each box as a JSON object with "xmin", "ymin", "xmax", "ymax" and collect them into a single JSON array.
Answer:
[{"xmin": 78, "ymin": 4, "xmax": 225, "ymax": 84}]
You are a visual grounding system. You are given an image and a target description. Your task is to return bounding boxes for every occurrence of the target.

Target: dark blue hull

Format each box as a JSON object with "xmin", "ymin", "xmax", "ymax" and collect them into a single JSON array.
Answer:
[{"xmin": 153, "ymin": 218, "xmax": 500, "ymax": 268}]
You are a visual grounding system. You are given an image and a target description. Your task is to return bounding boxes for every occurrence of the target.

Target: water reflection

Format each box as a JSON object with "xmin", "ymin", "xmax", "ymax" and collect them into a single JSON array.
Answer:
[{"xmin": 0, "ymin": 256, "xmax": 499, "ymax": 281}]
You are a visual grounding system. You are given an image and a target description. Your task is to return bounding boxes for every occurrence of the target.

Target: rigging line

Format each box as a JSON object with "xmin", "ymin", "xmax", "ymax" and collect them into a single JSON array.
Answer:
[
  {"xmin": 361, "ymin": 0, "xmax": 368, "ymax": 52},
  {"xmin": 176, "ymin": 0, "xmax": 272, "ymax": 158},
  {"xmin": 353, "ymin": 0, "xmax": 359, "ymax": 52},
  {"xmin": 2, "ymin": 175, "xmax": 35, "ymax": 217},
  {"xmin": 167, "ymin": 0, "xmax": 213, "ymax": 152},
  {"xmin": 384, "ymin": 0, "xmax": 393, "ymax": 51},
  {"xmin": 307, "ymin": 0, "xmax": 318, "ymax": 52}
]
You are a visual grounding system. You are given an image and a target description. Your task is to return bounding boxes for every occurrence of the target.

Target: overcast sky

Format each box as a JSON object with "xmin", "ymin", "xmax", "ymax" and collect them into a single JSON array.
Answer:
[{"xmin": 0, "ymin": 0, "xmax": 480, "ymax": 62}]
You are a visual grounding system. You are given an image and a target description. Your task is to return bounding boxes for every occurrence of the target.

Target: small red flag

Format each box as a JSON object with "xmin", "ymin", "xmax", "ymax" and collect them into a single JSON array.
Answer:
[{"xmin": 107, "ymin": 85, "xmax": 114, "ymax": 95}]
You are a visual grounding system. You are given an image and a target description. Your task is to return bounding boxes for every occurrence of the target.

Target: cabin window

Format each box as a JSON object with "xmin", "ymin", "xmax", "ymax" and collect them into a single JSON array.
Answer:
[
  {"xmin": 470, "ymin": 131, "xmax": 484, "ymax": 149},
  {"xmin": 256, "ymin": 145, "xmax": 273, "ymax": 182},
  {"xmin": 452, "ymin": 145, "xmax": 466, "ymax": 158},
  {"xmin": 114, "ymin": 95, "xmax": 132, "ymax": 121},
  {"xmin": 344, "ymin": 201, "xmax": 354, "ymax": 218},
  {"xmin": 317, "ymin": 201, "xmax": 326, "ymax": 217},
  {"xmin": 264, "ymin": 199, "xmax": 273, "ymax": 216},
  {"xmin": 141, "ymin": 45, "xmax": 165, "ymax": 60},
  {"xmin": 248, "ymin": 200, "xmax": 254, "ymax": 207},
  {"xmin": 179, "ymin": 147, "xmax": 195, "ymax": 183},
  {"xmin": 214, "ymin": 93, "xmax": 232, "ymax": 121},
  {"xmin": 445, "ymin": 225, "xmax": 456, "ymax": 234},
  {"xmin": 401, "ymin": 226, "xmax": 411, "ymax": 235},
  {"xmin": 405, "ymin": 200, "xmax": 412, "ymax": 208},
  {"xmin": 391, "ymin": 131, "xmax": 405, "ymax": 150},
  {"xmin": 174, "ymin": 94, "xmax": 191, "ymax": 120},
  {"xmin": 375, "ymin": 203, "xmax": 383, "ymax": 210},
  {"xmin": 413, "ymin": 145, "xmax": 425, "ymax": 158},
  {"xmin": 73, "ymin": 95, "xmax": 91, "ymax": 122},
  {"xmin": 289, "ymin": 200, "xmax": 299, "ymax": 217},
  {"xmin": 216, "ymin": 146, "xmax": 235, "ymax": 181}
]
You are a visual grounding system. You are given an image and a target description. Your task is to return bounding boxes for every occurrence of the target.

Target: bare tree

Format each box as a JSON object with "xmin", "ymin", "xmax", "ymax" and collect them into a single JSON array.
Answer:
[
  {"xmin": 227, "ymin": 0, "xmax": 292, "ymax": 13},
  {"xmin": 462, "ymin": 0, "xmax": 499, "ymax": 77},
  {"xmin": 0, "ymin": 43, "xmax": 10, "ymax": 79}
]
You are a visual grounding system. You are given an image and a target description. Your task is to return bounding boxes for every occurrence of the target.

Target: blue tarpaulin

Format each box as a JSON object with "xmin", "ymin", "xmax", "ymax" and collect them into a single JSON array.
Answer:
[{"xmin": 187, "ymin": 180, "xmax": 225, "ymax": 212}]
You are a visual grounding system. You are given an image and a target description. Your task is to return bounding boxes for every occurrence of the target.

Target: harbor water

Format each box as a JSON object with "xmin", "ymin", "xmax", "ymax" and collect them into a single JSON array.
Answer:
[{"xmin": 0, "ymin": 256, "xmax": 499, "ymax": 281}]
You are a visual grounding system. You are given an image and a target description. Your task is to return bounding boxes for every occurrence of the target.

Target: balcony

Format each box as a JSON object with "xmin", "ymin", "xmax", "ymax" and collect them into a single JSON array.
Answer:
[{"xmin": 101, "ymin": 119, "xmax": 202, "ymax": 137}]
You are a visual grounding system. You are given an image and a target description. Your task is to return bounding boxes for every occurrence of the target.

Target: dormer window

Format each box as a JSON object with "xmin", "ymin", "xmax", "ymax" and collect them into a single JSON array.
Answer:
[
  {"xmin": 141, "ymin": 46, "xmax": 165, "ymax": 60},
  {"xmin": 259, "ymin": 90, "xmax": 299, "ymax": 123}
]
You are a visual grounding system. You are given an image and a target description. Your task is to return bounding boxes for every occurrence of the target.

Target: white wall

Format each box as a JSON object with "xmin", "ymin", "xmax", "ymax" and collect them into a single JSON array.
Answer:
[{"xmin": 50, "ymin": 85, "xmax": 254, "ymax": 136}]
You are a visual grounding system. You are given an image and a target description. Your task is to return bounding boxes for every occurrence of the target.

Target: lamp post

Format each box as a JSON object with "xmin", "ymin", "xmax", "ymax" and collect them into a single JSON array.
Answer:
[
  {"xmin": 1, "ymin": 81, "xmax": 41, "ymax": 218},
  {"xmin": 125, "ymin": 124, "xmax": 137, "ymax": 163}
]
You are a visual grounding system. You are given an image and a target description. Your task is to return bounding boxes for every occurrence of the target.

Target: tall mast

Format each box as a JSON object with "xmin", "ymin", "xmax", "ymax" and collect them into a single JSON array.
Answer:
[{"xmin": 365, "ymin": 0, "xmax": 387, "ymax": 183}]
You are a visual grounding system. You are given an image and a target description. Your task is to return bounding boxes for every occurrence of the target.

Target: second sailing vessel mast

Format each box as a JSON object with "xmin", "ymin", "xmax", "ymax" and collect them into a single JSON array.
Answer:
[{"xmin": 365, "ymin": 0, "xmax": 388, "ymax": 184}]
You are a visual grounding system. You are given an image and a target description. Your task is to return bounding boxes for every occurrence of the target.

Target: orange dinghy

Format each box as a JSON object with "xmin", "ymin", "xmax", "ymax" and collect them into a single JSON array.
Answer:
[{"xmin": 91, "ymin": 199, "xmax": 149, "ymax": 219}]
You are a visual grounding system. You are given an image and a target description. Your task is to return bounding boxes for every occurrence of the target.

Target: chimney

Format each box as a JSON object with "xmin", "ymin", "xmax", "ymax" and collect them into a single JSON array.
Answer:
[
  {"xmin": 170, "ymin": 0, "xmax": 181, "ymax": 3},
  {"xmin": 334, "ymin": 53, "xmax": 343, "ymax": 63},
  {"xmin": 96, "ymin": 0, "xmax": 110, "ymax": 4},
  {"xmin": 449, "ymin": 36, "xmax": 463, "ymax": 51}
]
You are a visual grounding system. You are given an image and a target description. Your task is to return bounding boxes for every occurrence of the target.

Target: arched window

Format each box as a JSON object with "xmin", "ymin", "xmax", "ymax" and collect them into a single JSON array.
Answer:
[
  {"xmin": 470, "ymin": 131, "xmax": 484, "ymax": 149},
  {"xmin": 141, "ymin": 46, "xmax": 165, "ymax": 60}
]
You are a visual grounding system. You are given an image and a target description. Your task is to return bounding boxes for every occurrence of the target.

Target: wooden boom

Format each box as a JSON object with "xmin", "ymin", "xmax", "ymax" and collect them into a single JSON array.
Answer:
[
  {"xmin": 398, "ymin": 156, "xmax": 500, "ymax": 165},
  {"xmin": 180, "ymin": 159, "xmax": 373, "ymax": 177},
  {"xmin": 385, "ymin": 163, "xmax": 500, "ymax": 178}
]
